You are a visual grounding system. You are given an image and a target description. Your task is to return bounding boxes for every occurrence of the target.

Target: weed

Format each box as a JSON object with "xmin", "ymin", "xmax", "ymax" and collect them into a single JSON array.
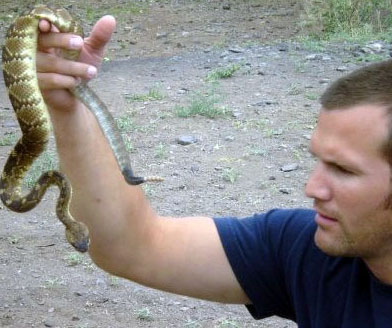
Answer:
[
  {"xmin": 136, "ymin": 307, "xmax": 153, "ymax": 321},
  {"xmin": 84, "ymin": 2, "xmax": 148, "ymax": 23},
  {"xmin": 24, "ymin": 151, "xmax": 58, "ymax": 188},
  {"xmin": 154, "ymin": 143, "xmax": 168, "ymax": 159},
  {"xmin": 142, "ymin": 184, "xmax": 154, "ymax": 197},
  {"xmin": 287, "ymin": 84, "xmax": 302, "ymax": 96},
  {"xmin": 294, "ymin": 61, "xmax": 307, "ymax": 73},
  {"xmin": 7, "ymin": 235, "xmax": 20, "ymax": 245},
  {"xmin": 44, "ymin": 277, "xmax": 64, "ymax": 289},
  {"xmin": 116, "ymin": 114, "xmax": 136, "ymax": 132},
  {"xmin": 206, "ymin": 64, "xmax": 241, "ymax": 81},
  {"xmin": 302, "ymin": 0, "xmax": 392, "ymax": 41},
  {"xmin": 185, "ymin": 319, "xmax": 202, "ymax": 327},
  {"xmin": 65, "ymin": 252, "xmax": 84, "ymax": 266},
  {"xmin": 175, "ymin": 89, "xmax": 230, "ymax": 118},
  {"xmin": 0, "ymin": 132, "xmax": 18, "ymax": 146},
  {"xmin": 222, "ymin": 167, "xmax": 239, "ymax": 183},
  {"xmin": 305, "ymin": 92, "xmax": 318, "ymax": 101},
  {"xmin": 125, "ymin": 87, "xmax": 165, "ymax": 102},
  {"xmin": 123, "ymin": 135, "xmax": 134, "ymax": 152},
  {"xmin": 107, "ymin": 275, "xmax": 120, "ymax": 287},
  {"xmin": 354, "ymin": 52, "xmax": 388, "ymax": 63},
  {"xmin": 216, "ymin": 319, "xmax": 241, "ymax": 327},
  {"xmin": 296, "ymin": 36, "xmax": 328, "ymax": 52},
  {"xmin": 245, "ymin": 146, "xmax": 267, "ymax": 157}
]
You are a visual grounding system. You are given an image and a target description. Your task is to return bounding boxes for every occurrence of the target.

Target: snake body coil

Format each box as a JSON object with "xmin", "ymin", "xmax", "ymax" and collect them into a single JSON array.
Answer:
[{"xmin": 0, "ymin": 5, "xmax": 162, "ymax": 253}]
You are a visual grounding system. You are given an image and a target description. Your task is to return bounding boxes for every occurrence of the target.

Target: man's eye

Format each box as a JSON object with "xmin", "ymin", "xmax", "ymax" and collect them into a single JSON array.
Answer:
[{"xmin": 331, "ymin": 164, "xmax": 352, "ymax": 175}]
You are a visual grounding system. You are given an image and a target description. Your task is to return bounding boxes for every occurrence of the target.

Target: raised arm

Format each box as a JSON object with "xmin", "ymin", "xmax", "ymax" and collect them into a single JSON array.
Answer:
[{"xmin": 36, "ymin": 16, "xmax": 249, "ymax": 304}]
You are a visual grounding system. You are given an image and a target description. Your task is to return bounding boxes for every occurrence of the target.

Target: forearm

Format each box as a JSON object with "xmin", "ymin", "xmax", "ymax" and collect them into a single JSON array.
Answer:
[{"xmin": 50, "ymin": 99, "xmax": 156, "ymax": 274}]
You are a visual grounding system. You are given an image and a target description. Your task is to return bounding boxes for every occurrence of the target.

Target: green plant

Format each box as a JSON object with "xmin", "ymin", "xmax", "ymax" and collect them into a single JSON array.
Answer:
[
  {"xmin": 175, "ymin": 89, "xmax": 230, "ymax": 118},
  {"xmin": 305, "ymin": 92, "xmax": 318, "ymax": 101},
  {"xmin": 185, "ymin": 320, "xmax": 202, "ymax": 328},
  {"xmin": 7, "ymin": 235, "xmax": 20, "ymax": 245},
  {"xmin": 44, "ymin": 277, "xmax": 64, "ymax": 289},
  {"xmin": 65, "ymin": 252, "xmax": 84, "ymax": 266},
  {"xmin": 136, "ymin": 307, "xmax": 153, "ymax": 321},
  {"xmin": 216, "ymin": 319, "xmax": 240, "ymax": 327},
  {"xmin": 107, "ymin": 275, "xmax": 120, "ymax": 287},
  {"xmin": 222, "ymin": 168, "xmax": 239, "ymax": 183},
  {"xmin": 302, "ymin": 0, "xmax": 392, "ymax": 40},
  {"xmin": 24, "ymin": 151, "xmax": 58, "ymax": 188},
  {"xmin": 154, "ymin": 143, "xmax": 168, "ymax": 159},
  {"xmin": 0, "ymin": 132, "xmax": 18, "ymax": 146},
  {"xmin": 206, "ymin": 64, "xmax": 241, "ymax": 81},
  {"xmin": 125, "ymin": 87, "xmax": 165, "ymax": 102},
  {"xmin": 116, "ymin": 114, "xmax": 136, "ymax": 132}
]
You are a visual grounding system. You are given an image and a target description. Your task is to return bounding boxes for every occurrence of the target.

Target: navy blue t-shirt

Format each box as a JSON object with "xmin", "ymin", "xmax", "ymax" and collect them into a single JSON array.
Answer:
[{"xmin": 214, "ymin": 209, "xmax": 392, "ymax": 327}]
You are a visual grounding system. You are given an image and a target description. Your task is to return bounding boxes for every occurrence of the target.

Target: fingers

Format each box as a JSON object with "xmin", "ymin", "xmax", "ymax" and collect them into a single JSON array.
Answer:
[
  {"xmin": 37, "ymin": 52, "xmax": 97, "ymax": 90},
  {"xmin": 38, "ymin": 19, "xmax": 51, "ymax": 33},
  {"xmin": 38, "ymin": 72, "xmax": 79, "ymax": 90},
  {"xmin": 38, "ymin": 32, "xmax": 83, "ymax": 52}
]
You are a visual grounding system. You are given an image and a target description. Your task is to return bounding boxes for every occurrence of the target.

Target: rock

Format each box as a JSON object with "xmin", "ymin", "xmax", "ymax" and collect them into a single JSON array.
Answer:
[
  {"xmin": 225, "ymin": 136, "xmax": 235, "ymax": 141},
  {"xmin": 232, "ymin": 111, "xmax": 242, "ymax": 118},
  {"xmin": 2, "ymin": 119, "xmax": 17, "ymax": 128},
  {"xmin": 43, "ymin": 319, "xmax": 55, "ymax": 327},
  {"xmin": 336, "ymin": 66, "xmax": 348, "ymax": 72},
  {"xmin": 229, "ymin": 47, "xmax": 245, "ymax": 53},
  {"xmin": 306, "ymin": 54, "xmax": 323, "ymax": 61},
  {"xmin": 366, "ymin": 42, "xmax": 384, "ymax": 53},
  {"xmin": 251, "ymin": 100, "xmax": 277, "ymax": 106},
  {"xmin": 156, "ymin": 32, "xmax": 168, "ymax": 39},
  {"xmin": 319, "ymin": 78, "xmax": 330, "ymax": 84},
  {"xmin": 176, "ymin": 135, "xmax": 197, "ymax": 145},
  {"xmin": 280, "ymin": 163, "xmax": 299, "ymax": 172}
]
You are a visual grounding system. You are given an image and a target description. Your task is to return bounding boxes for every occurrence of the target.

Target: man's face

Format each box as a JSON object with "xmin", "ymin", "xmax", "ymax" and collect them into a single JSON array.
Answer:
[{"xmin": 305, "ymin": 104, "xmax": 392, "ymax": 259}]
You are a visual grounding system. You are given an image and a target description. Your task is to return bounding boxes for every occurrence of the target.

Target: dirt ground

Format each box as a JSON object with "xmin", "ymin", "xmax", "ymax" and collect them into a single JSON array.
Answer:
[{"xmin": 0, "ymin": 1, "xmax": 391, "ymax": 327}]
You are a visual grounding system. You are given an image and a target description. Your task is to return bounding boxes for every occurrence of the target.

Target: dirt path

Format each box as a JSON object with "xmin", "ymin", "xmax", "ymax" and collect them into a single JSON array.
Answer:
[{"xmin": 0, "ymin": 1, "xmax": 390, "ymax": 327}]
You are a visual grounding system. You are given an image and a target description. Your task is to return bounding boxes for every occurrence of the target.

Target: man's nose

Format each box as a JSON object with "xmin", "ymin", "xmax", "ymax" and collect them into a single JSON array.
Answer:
[{"xmin": 305, "ymin": 162, "xmax": 332, "ymax": 201}]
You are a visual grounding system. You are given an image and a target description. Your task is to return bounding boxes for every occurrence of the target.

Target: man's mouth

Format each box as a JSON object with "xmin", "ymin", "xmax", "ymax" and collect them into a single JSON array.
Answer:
[{"xmin": 315, "ymin": 211, "xmax": 338, "ymax": 226}]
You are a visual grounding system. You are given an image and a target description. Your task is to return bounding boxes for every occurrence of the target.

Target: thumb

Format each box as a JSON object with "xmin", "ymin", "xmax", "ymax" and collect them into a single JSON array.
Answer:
[{"xmin": 80, "ymin": 15, "xmax": 116, "ymax": 64}]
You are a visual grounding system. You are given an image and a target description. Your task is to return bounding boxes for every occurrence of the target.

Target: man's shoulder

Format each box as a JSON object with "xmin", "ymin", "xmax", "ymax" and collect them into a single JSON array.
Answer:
[{"xmin": 240, "ymin": 208, "xmax": 317, "ymax": 238}]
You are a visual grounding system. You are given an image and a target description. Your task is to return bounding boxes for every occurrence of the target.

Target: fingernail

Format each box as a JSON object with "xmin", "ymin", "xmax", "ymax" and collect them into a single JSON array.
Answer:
[
  {"xmin": 87, "ymin": 66, "xmax": 97, "ymax": 79},
  {"xmin": 69, "ymin": 36, "xmax": 83, "ymax": 49},
  {"xmin": 75, "ymin": 77, "xmax": 82, "ymax": 85}
]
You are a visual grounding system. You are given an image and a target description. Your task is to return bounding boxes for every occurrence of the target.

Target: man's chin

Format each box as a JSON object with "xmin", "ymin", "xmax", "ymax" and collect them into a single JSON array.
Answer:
[{"xmin": 314, "ymin": 228, "xmax": 345, "ymax": 257}]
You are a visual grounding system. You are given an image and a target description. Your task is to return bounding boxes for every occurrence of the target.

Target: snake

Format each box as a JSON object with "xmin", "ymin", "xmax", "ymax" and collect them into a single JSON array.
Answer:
[{"xmin": 0, "ymin": 5, "xmax": 163, "ymax": 253}]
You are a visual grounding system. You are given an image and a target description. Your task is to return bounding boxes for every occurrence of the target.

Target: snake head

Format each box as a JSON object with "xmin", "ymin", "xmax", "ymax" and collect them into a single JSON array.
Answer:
[{"xmin": 65, "ymin": 222, "xmax": 90, "ymax": 253}]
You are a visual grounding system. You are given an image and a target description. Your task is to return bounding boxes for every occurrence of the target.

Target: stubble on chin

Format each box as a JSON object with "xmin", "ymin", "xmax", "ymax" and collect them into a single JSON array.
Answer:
[{"xmin": 313, "ymin": 226, "xmax": 357, "ymax": 257}]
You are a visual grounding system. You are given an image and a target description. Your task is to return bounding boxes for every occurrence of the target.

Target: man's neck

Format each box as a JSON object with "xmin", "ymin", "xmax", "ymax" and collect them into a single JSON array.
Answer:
[{"xmin": 364, "ymin": 256, "xmax": 392, "ymax": 285}]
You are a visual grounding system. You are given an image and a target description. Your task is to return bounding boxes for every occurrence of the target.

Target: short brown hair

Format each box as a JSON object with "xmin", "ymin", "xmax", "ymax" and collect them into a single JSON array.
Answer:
[
  {"xmin": 320, "ymin": 59, "xmax": 392, "ymax": 166},
  {"xmin": 321, "ymin": 59, "xmax": 392, "ymax": 110}
]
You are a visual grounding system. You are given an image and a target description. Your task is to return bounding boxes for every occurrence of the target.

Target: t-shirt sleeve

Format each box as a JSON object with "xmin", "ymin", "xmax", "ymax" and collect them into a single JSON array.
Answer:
[{"xmin": 214, "ymin": 208, "xmax": 316, "ymax": 320}]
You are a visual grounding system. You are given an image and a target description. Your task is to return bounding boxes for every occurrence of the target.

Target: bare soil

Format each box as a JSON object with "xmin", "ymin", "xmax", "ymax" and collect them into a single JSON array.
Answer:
[{"xmin": 0, "ymin": 1, "xmax": 390, "ymax": 327}]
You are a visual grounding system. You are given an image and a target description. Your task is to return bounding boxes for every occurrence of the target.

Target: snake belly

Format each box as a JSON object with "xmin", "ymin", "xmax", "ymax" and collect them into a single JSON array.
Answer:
[{"xmin": 0, "ymin": 5, "xmax": 161, "ymax": 252}]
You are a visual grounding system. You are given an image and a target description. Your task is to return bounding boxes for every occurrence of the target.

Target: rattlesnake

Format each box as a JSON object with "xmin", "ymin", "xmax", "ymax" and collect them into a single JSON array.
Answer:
[{"xmin": 0, "ymin": 5, "xmax": 163, "ymax": 253}]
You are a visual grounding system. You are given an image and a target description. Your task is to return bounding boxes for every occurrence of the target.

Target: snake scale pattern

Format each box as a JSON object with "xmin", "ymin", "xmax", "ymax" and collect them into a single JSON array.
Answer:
[{"xmin": 0, "ymin": 5, "xmax": 163, "ymax": 253}]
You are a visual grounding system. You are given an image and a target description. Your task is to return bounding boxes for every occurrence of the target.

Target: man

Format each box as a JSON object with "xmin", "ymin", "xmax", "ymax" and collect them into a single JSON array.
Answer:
[{"xmin": 36, "ymin": 15, "xmax": 392, "ymax": 327}]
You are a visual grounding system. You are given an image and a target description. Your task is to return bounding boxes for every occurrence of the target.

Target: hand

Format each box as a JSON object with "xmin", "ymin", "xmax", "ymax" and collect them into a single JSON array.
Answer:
[{"xmin": 37, "ymin": 15, "xmax": 116, "ymax": 112}]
